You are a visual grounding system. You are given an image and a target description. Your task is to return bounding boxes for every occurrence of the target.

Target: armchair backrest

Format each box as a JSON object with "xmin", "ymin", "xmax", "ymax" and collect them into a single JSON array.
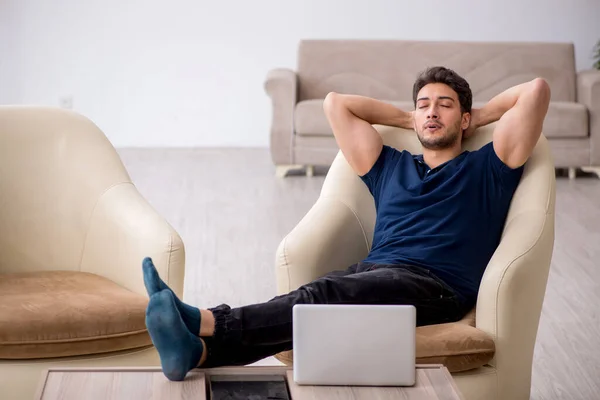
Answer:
[
  {"xmin": 297, "ymin": 40, "xmax": 576, "ymax": 102},
  {"xmin": 0, "ymin": 107, "xmax": 132, "ymax": 273}
]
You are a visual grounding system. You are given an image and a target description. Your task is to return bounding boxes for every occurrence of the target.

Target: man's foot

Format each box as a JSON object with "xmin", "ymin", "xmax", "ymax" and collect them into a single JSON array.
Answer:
[
  {"xmin": 142, "ymin": 257, "xmax": 201, "ymax": 335},
  {"xmin": 145, "ymin": 290, "xmax": 204, "ymax": 381}
]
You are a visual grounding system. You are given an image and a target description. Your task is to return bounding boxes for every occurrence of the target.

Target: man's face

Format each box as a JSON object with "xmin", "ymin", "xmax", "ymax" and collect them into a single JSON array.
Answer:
[{"xmin": 413, "ymin": 83, "xmax": 470, "ymax": 150}]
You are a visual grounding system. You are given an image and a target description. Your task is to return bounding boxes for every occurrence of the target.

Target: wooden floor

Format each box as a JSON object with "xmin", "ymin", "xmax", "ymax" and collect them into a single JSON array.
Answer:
[{"xmin": 118, "ymin": 148, "xmax": 600, "ymax": 400}]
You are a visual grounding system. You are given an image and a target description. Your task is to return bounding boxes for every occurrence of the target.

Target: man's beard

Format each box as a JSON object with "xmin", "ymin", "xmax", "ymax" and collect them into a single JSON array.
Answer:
[{"xmin": 417, "ymin": 120, "xmax": 462, "ymax": 150}]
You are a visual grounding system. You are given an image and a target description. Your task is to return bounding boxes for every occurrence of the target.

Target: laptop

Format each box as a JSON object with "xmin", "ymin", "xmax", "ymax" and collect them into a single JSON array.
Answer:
[{"xmin": 292, "ymin": 304, "xmax": 416, "ymax": 387}]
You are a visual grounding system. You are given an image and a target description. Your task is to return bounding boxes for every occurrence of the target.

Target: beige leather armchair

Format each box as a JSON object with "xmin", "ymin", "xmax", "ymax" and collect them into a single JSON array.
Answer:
[
  {"xmin": 274, "ymin": 124, "xmax": 556, "ymax": 400},
  {"xmin": 0, "ymin": 107, "xmax": 184, "ymax": 399}
]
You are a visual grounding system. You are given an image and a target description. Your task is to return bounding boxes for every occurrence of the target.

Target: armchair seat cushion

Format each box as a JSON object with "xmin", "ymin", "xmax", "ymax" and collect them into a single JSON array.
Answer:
[
  {"xmin": 294, "ymin": 99, "xmax": 588, "ymax": 139},
  {"xmin": 275, "ymin": 309, "xmax": 495, "ymax": 373},
  {"xmin": 0, "ymin": 271, "xmax": 151, "ymax": 359},
  {"xmin": 413, "ymin": 309, "xmax": 495, "ymax": 372}
]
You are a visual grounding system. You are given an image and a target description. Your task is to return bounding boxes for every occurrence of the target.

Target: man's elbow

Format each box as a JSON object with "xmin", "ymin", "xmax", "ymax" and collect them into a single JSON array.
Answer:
[
  {"xmin": 531, "ymin": 78, "xmax": 551, "ymax": 105},
  {"xmin": 324, "ymin": 92, "xmax": 345, "ymax": 114}
]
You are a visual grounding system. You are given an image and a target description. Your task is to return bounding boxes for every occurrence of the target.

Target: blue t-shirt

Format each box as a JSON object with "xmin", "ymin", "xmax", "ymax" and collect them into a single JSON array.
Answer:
[{"xmin": 360, "ymin": 142, "xmax": 524, "ymax": 306}]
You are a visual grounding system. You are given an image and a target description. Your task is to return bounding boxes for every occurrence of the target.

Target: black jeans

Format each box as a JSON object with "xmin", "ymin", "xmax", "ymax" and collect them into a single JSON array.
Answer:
[{"xmin": 202, "ymin": 262, "xmax": 469, "ymax": 367}]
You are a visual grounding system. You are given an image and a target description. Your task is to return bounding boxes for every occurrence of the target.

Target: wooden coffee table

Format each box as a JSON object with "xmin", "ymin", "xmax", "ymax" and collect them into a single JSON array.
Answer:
[{"xmin": 35, "ymin": 365, "xmax": 464, "ymax": 399}]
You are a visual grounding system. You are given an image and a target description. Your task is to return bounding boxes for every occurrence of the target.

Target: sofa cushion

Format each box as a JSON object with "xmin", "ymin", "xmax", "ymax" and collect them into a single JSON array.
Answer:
[
  {"xmin": 295, "ymin": 100, "xmax": 415, "ymax": 136},
  {"xmin": 294, "ymin": 99, "xmax": 332, "ymax": 136},
  {"xmin": 0, "ymin": 271, "xmax": 151, "ymax": 359},
  {"xmin": 295, "ymin": 99, "xmax": 588, "ymax": 139},
  {"xmin": 543, "ymin": 102, "xmax": 588, "ymax": 138},
  {"xmin": 275, "ymin": 308, "xmax": 495, "ymax": 373}
]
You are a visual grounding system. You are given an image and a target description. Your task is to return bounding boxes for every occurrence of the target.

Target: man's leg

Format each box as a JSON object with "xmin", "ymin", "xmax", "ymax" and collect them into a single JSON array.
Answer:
[
  {"xmin": 143, "ymin": 260, "xmax": 465, "ymax": 375},
  {"xmin": 199, "ymin": 264, "xmax": 465, "ymax": 368},
  {"xmin": 141, "ymin": 259, "xmax": 359, "ymax": 373},
  {"xmin": 141, "ymin": 257, "xmax": 357, "ymax": 337}
]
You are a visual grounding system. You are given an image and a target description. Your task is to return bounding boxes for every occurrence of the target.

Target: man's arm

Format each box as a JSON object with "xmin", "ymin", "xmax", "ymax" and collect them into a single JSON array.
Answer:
[
  {"xmin": 469, "ymin": 78, "xmax": 551, "ymax": 169},
  {"xmin": 323, "ymin": 93, "xmax": 413, "ymax": 176}
]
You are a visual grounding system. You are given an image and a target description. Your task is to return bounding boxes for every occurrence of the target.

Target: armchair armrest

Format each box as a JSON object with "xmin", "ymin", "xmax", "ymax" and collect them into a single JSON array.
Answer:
[
  {"xmin": 275, "ymin": 197, "xmax": 370, "ymax": 294},
  {"xmin": 577, "ymin": 69, "xmax": 600, "ymax": 164},
  {"xmin": 476, "ymin": 136, "xmax": 556, "ymax": 399},
  {"xmin": 276, "ymin": 149, "xmax": 377, "ymax": 293},
  {"xmin": 80, "ymin": 182, "xmax": 185, "ymax": 298},
  {"xmin": 264, "ymin": 68, "xmax": 297, "ymax": 165}
]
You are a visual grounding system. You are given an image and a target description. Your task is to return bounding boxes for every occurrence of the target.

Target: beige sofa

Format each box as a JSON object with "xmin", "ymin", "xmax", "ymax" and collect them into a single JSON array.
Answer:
[
  {"xmin": 0, "ymin": 107, "xmax": 183, "ymax": 399},
  {"xmin": 265, "ymin": 39, "xmax": 600, "ymax": 178},
  {"xmin": 274, "ymin": 124, "xmax": 556, "ymax": 400}
]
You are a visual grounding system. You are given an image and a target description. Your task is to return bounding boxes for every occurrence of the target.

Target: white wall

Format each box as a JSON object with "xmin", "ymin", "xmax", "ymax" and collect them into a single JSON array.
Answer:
[{"xmin": 1, "ymin": 0, "xmax": 599, "ymax": 147}]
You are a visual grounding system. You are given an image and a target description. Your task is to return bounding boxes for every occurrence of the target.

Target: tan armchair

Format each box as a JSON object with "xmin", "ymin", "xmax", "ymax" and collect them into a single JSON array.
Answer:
[
  {"xmin": 0, "ymin": 107, "xmax": 184, "ymax": 399},
  {"xmin": 274, "ymin": 124, "xmax": 556, "ymax": 400}
]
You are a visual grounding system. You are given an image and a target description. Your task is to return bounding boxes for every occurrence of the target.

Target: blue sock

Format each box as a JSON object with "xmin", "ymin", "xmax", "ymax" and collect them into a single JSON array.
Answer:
[
  {"xmin": 142, "ymin": 257, "xmax": 201, "ymax": 336},
  {"xmin": 145, "ymin": 290, "xmax": 204, "ymax": 381}
]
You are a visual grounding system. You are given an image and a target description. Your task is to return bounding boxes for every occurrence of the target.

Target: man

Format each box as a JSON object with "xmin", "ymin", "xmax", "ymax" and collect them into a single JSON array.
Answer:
[{"xmin": 142, "ymin": 66, "xmax": 551, "ymax": 381}]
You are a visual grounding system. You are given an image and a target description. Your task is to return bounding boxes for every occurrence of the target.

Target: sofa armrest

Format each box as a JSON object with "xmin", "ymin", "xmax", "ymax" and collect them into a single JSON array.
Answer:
[
  {"xmin": 80, "ymin": 182, "xmax": 185, "ymax": 298},
  {"xmin": 577, "ymin": 69, "xmax": 600, "ymax": 164},
  {"xmin": 275, "ymin": 197, "xmax": 370, "ymax": 294},
  {"xmin": 264, "ymin": 68, "xmax": 297, "ymax": 166}
]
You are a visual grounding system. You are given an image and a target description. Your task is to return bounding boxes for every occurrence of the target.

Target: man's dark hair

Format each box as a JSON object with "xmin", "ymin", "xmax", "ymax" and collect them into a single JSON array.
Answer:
[{"xmin": 412, "ymin": 66, "xmax": 472, "ymax": 114}]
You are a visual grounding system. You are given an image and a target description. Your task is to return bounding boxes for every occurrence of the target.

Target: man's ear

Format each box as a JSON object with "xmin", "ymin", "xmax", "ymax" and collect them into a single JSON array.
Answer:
[{"xmin": 461, "ymin": 112, "xmax": 471, "ymax": 131}]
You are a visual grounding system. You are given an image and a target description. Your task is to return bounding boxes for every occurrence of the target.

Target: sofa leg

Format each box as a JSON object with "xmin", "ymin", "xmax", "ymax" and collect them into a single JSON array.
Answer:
[
  {"xmin": 275, "ymin": 165, "xmax": 303, "ymax": 178},
  {"xmin": 306, "ymin": 165, "xmax": 314, "ymax": 177},
  {"xmin": 581, "ymin": 166, "xmax": 600, "ymax": 179},
  {"xmin": 568, "ymin": 167, "xmax": 577, "ymax": 180}
]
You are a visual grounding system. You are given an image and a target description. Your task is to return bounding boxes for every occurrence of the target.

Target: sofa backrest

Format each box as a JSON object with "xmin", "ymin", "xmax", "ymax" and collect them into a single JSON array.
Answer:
[{"xmin": 297, "ymin": 40, "xmax": 576, "ymax": 103}]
